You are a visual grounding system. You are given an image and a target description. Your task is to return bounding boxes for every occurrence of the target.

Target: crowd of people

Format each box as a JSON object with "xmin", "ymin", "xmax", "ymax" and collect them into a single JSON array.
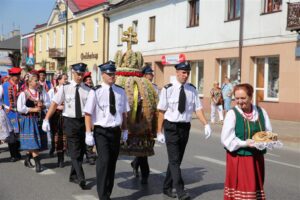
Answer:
[{"xmin": 0, "ymin": 61, "xmax": 272, "ymax": 200}]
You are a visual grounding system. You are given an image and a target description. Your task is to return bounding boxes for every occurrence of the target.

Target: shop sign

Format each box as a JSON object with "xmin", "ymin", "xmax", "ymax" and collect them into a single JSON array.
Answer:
[
  {"xmin": 161, "ymin": 54, "xmax": 186, "ymax": 65},
  {"xmin": 81, "ymin": 52, "xmax": 98, "ymax": 60}
]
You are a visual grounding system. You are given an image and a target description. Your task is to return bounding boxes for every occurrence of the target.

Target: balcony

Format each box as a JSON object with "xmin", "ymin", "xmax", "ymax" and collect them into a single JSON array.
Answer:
[
  {"xmin": 49, "ymin": 48, "xmax": 66, "ymax": 58},
  {"xmin": 287, "ymin": 2, "xmax": 300, "ymax": 32}
]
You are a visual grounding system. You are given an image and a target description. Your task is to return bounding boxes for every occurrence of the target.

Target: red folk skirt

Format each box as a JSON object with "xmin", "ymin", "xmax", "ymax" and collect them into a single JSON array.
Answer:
[{"xmin": 224, "ymin": 151, "xmax": 266, "ymax": 200}]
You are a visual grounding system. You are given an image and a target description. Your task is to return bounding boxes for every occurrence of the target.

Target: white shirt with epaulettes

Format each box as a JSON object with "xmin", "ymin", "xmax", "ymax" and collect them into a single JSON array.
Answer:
[
  {"xmin": 52, "ymin": 80, "xmax": 91, "ymax": 118},
  {"xmin": 157, "ymin": 79, "xmax": 203, "ymax": 123},
  {"xmin": 83, "ymin": 82, "xmax": 130, "ymax": 128}
]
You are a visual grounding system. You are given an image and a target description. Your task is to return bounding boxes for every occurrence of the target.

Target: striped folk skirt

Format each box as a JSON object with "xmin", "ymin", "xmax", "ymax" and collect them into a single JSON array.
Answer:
[
  {"xmin": 50, "ymin": 110, "xmax": 66, "ymax": 152},
  {"xmin": 224, "ymin": 152, "xmax": 266, "ymax": 200},
  {"xmin": 19, "ymin": 115, "xmax": 48, "ymax": 151}
]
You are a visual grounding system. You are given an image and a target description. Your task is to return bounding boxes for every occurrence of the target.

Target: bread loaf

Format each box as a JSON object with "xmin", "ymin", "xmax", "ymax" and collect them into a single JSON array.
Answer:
[{"xmin": 252, "ymin": 131, "xmax": 278, "ymax": 142}]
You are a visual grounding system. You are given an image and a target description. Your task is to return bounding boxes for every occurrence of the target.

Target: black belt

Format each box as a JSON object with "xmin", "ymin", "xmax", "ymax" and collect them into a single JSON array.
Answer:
[
  {"xmin": 94, "ymin": 125, "xmax": 120, "ymax": 131},
  {"xmin": 164, "ymin": 120, "xmax": 190, "ymax": 125}
]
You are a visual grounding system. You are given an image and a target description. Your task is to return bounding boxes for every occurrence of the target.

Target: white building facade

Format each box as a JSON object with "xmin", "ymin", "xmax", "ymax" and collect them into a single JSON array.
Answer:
[{"xmin": 106, "ymin": 0, "xmax": 300, "ymax": 121}]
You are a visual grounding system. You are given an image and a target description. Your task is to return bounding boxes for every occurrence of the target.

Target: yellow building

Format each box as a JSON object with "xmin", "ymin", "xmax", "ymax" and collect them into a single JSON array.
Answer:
[{"xmin": 34, "ymin": 0, "xmax": 109, "ymax": 84}]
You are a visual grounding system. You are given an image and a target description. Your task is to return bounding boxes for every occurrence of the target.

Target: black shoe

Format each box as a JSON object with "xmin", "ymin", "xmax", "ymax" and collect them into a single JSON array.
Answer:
[
  {"xmin": 130, "ymin": 162, "xmax": 139, "ymax": 177},
  {"xmin": 33, "ymin": 156, "xmax": 43, "ymax": 173},
  {"xmin": 69, "ymin": 177, "xmax": 79, "ymax": 184},
  {"xmin": 79, "ymin": 180, "xmax": 86, "ymax": 190},
  {"xmin": 49, "ymin": 148, "xmax": 55, "ymax": 157},
  {"xmin": 57, "ymin": 152, "xmax": 64, "ymax": 168},
  {"xmin": 178, "ymin": 193, "xmax": 191, "ymax": 200},
  {"xmin": 141, "ymin": 177, "xmax": 148, "ymax": 185},
  {"xmin": 24, "ymin": 154, "xmax": 35, "ymax": 168},
  {"xmin": 10, "ymin": 157, "xmax": 18, "ymax": 162},
  {"xmin": 163, "ymin": 189, "xmax": 177, "ymax": 198}
]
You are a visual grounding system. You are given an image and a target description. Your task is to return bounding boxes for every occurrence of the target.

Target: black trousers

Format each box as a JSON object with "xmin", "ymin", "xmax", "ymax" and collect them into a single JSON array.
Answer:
[
  {"xmin": 94, "ymin": 125, "xmax": 121, "ymax": 200},
  {"xmin": 163, "ymin": 120, "xmax": 191, "ymax": 197},
  {"xmin": 63, "ymin": 117, "xmax": 86, "ymax": 182},
  {"xmin": 131, "ymin": 156, "xmax": 150, "ymax": 178}
]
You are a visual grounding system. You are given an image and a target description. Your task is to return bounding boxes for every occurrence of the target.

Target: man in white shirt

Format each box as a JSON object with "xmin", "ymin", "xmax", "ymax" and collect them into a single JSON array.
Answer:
[
  {"xmin": 84, "ymin": 61, "xmax": 130, "ymax": 200},
  {"xmin": 42, "ymin": 63, "xmax": 91, "ymax": 190},
  {"xmin": 156, "ymin": 62, "xmax": 212, "ymax": 200}
]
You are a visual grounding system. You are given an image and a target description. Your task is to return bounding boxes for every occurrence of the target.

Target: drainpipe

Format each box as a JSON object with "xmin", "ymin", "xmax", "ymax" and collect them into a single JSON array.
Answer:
[{"xmin": 239, "ymin": 0, "xmax": 244, "ymax": 82}]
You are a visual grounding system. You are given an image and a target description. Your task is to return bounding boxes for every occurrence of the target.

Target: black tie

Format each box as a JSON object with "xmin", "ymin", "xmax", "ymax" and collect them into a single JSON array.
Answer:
[
  {"xmin": 109, "ymin": 86, "xmax": 116, "ymax": 115},
  {"xmin": 178, "ymin": 85, "xmax": 186, "ymax": 114},
  {"xmin": 75, "ymin": 84, "xmax": 82, "ymax": 118}
]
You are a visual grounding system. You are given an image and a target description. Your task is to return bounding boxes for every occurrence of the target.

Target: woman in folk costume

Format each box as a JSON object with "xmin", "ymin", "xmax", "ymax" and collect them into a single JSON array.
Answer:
[
  {"xmin": 17, "ymin": 71, "xmax": 50, "ymax": 173},
  {"xmin": 221, "ymin": 83, "xmax": 272, "ymax": 200},
  {"xmin": 114, "ymin": 27, "xmax": 158, "ymax": 184},
  {"xmin": 0, "ymin": 76, "xmax": 14, "ymax": 144},
  {"xmin": 48, "ymin": 73, "xmax": 68, "ymax": 168},
  {"xmin": 2, "ymin": 67, "xmax": 23, "ymax": 162}
]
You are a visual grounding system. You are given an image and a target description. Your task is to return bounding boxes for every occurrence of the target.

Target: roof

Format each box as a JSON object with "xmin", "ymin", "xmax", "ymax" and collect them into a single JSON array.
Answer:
[
  {"xmin": 66, "ymin": 0, "xmax": 107, "ymax": 13},
  {"xmin": 0, "ymin": 35, "xmax": 20, "ymax": 50}
]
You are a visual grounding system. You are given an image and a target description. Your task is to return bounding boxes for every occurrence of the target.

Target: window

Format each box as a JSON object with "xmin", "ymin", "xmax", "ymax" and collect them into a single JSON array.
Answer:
[
  {"xmin": 46, "ymin": 33, "xmax": 49, "ymax": 51},
  {"xmin": 68, "ymin": 26, "xmax": 73, "ymax": 46},
  {"xmin": 118, "ymin": 24, "xmax": 123, "ymax": 45},
  {"xmin": 60, "ymin": 28, "xmax": 64, "ymax": 49},
  {"xmin": 53, "ymin": 30, "xmax": 56, "ymax": 48},
  {"xmin": 94, "ymin": 18, "xmax": 99, "ymax": 41},
  {"xmin": 188, "ymin": 0, "xmax": 199, "ymax": 27},
  {"xmin": 227, "ymin": 0, "xmax": 241, "ymax": 20},
  {"xmin": 255, "ymin": 57, "xmax": 279, "ymax": 102},
  {"xmin": 262, "ymin": 0, "xmax": 282, "ymax": 13},
  {"xmin": 39, "ymin": 35, "xmax": 42, "ymax": 52},
  {"xmin": 190, "ymin": 61, "xmax": 204, "ymax": 96},
  {"xmin": 132, "ymin": 20, "xmax": 138, "ymax": 33},
  {"xmin": 81, "ymin": 23, "xmax": 85, "ymax": 44},
  {"xmin": 219, "ymin": 58, "xmax": 241, "ymax": 86},
  {"xmin": 149, "ymin": 16, "xmax": 156, "ymax": 42}
]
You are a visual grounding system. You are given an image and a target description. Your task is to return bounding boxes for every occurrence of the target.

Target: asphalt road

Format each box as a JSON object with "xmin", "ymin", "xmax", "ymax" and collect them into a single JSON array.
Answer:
[{"xmin": 0, "ymin": 126, "xmax": 299, "ymax": 200}]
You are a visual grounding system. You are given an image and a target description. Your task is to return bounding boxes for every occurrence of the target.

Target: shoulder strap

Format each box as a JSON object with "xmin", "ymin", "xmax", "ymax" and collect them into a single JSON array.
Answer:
[
  {"xmin": 188, "ymin": 83, "xmax": 196, "ymax": 89},
  {"xmin": 93, "ymin": 85, "xmax": 102, "ymax": 90},
  {"xmin": 164, "ymin": 83, "xmax": 173, "ymax": 89}
]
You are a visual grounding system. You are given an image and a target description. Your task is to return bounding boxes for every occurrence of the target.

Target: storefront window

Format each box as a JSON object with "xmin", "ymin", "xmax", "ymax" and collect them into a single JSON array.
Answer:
[
  {"xmin": 190, "ymin": 61, "xmax": 204, "ymax": 96},
  {"xmin": 219, "ymin": 58, "xmax": 241, "ymax": 87},
  {"xmin": 254, "ymin": 56, "xmax": 279, "ymax": 102},
  {"xmin": 267, "ymin": 57, "xmax": 279, "ymax": 99}
]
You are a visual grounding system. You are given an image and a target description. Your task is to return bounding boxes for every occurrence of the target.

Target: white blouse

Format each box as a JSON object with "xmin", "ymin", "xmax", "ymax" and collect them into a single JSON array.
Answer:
[
  {"xmin": 17, "ymin": 88, "xmax": 50, "ymax": 114},
  {"xmin": 221, "ymin": 105, "xmax": 272, "ymax": 152}
]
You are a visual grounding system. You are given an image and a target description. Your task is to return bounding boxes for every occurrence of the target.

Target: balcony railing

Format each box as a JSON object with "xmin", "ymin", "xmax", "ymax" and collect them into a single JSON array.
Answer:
[
  {"xmin": 287, "ymin": 2, "xmax": 300, "ymax": 32},
  {"xmin": 49, "ymin": 48, "xmax": 66, "ymax": 58}
]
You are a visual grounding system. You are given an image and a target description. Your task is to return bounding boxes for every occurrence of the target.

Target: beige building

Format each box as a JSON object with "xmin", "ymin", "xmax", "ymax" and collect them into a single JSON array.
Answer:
[
  {"xmin": 34, "ymin": 0, "xmax": 109, "ymax": 84},
  {"xmin": 107, "ymin": 0, "xmax": 300, "ymax": 121}
]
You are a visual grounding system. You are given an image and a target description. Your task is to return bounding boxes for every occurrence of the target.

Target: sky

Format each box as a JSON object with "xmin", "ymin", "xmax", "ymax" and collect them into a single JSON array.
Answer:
[{"xmin": 0, "ymin": 0, "xmax": 55, "ymax": 36}]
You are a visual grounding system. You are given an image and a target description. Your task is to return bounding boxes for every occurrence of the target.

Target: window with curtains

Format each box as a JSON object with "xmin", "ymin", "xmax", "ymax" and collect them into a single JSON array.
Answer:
[
  {"xmin": 39, "ymin": 35, "xmax": 42, "ymax": 52},
  {"xmin": 227, "ymin": 0, "xmax": 241, "ymax": 20},
  {"xmin": 219, "ymin": 58, "xmax": 241, "ymax": 87},
  {"xmin": 68, "ymin": 26, "xmax": 73, "ymax": 46},
  {"xmin": 118, "ymin": 24, "xmax": 123, "ymax": 45},
  {"xmin": 46, "ymin": 33, "xmax": 49, "ymax": 51},
  {"xmin": 149, "ymin": 16, "xmax": 156, "ymax": 42},
  {"xmin": 132, "ymin": 20, "xmax": 138, "ymax": 33},
  {"xmin": 262, "ymin": 0, "xmax": 282, "ymax": 14},
  {"xmin": 60, "ymin": 28, "xmax": 64, "ymax": 49},
  {"xmin": 189, "ymin": 61, "xmax": 204, "ymax": 96},
  {"xmin": 81, "ymin": 23, "xmax": 85, "ymax": 44},
  {"xmin": 188, "ymin": 0, "xmax": 199, "ymax": 27},
  {"xmin": 94, "ymin": 18, "xmax": 99, "ymax": 42},
  {"xmin": 53, "ymin": 30, "xmax": 56, "ymax": 48},
  {"xmin": 255, "ymin": 57, "xmax": 279, "ymax": 101}
]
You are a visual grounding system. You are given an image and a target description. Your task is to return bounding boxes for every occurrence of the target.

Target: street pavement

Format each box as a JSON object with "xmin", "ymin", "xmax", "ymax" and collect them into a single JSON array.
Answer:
[{"xmin": 0, "ymin": 121, "xmax": 299, "ymax": 200}]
